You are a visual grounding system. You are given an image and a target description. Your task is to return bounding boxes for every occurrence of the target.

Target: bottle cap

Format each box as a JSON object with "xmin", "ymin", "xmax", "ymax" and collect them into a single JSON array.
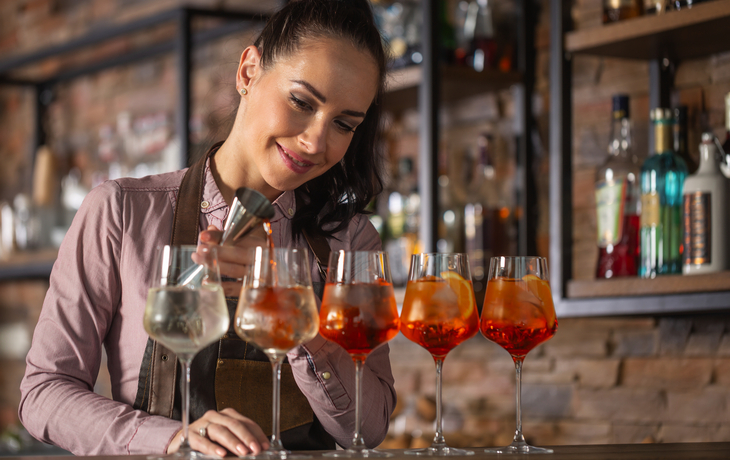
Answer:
[
  {"xmin": 612, "ymin": 94, "xmax": 629, "ymax": 119},
  {"xmin": 650, "ymin": 107, "xmax": 672, "ymax": 122}
]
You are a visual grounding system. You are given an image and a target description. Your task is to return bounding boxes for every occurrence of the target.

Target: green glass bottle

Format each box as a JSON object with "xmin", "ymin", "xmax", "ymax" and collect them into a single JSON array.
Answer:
[{"xmin": 639, "ymin": 108, "xmax": 688, "ymax": 278}]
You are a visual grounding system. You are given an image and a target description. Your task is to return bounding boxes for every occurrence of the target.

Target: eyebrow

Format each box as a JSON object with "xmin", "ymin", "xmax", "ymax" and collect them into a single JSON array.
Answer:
[{"xmin": 293, "ymin": 79, "xmax": 367, "ymax": 118}]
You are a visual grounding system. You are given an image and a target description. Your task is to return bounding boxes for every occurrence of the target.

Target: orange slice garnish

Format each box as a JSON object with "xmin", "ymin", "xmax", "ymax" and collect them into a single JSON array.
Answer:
[{"xmin": 440, "ymin": 271, "xmax": 476, "ymax": 319}]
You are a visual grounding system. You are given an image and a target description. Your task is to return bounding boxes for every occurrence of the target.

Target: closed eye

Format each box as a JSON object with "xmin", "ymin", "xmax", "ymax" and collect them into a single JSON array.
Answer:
[
  {"xmin": 289, "ymin": 94, "xmax": 311, "ymax": 111},
  {"xmin": 336, "ymin": 120, "xmax": 356, "ymax": 133}
]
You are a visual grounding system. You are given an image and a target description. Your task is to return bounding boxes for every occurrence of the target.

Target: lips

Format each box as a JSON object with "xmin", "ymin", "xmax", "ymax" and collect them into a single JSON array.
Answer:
[{"xmin": 278, "ymin": 144, "xmax": 315, "ymax": 174}]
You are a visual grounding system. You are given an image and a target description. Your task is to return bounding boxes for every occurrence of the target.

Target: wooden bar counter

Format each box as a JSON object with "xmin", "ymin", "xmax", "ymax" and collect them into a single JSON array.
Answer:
[{"xmin": 4, "ymin": 443, "xmax": 730, "ymax": 460}]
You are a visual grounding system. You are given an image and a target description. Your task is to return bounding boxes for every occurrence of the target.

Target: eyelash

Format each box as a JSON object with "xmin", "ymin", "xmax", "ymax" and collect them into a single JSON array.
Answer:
[{"xmin": 289, "ymin": 94, "xmax": 356, "ymax": 134}]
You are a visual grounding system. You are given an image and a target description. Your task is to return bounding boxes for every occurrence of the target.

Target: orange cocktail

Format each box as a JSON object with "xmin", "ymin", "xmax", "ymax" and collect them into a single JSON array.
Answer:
[
  {"xmin": 401, "ymin": 275, "xmax": 479, "ymax": 359},
  {"xmin": 399, "ymin": 253, "xmax": 478, "ymax": 456},
  {"xmin": 480, "ymin": 274, "xmax": 557, "ymax": 358},
  {"xmin": 318, "ymin": 250, "xmax": 399, "ymax": 458},
  {"xmin": 480, "ymin": 256, "xmax": 557, "ymax": 454},
  {"xmin": 320, "ymin": 279, "xmax": 400, "ymax": 360}
]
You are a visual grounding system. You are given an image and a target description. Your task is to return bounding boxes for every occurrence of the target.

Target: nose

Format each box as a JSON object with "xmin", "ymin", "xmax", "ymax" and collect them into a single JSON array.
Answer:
[{"xmin": 298, "ymin": 118, "xmax": 327, "ymax": 155}]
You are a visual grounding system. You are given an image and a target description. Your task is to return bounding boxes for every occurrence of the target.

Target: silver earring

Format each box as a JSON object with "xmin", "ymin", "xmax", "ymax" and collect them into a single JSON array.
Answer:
[{"xmin": 239, "ymin": 88, "xmax": 247, "ymax": 96}]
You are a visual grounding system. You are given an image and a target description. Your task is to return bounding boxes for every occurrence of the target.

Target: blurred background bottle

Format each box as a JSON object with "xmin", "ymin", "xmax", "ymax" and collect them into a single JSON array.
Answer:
[
  {"xmin": 594, "ymin": 94, "xmax": 640, "ymax": 279},
  {"xmin": 464, "ymin": 133, "xmax": 512, "ymax": 301},
  {"xmin": 673, "ymin": 106, "xmax": 697, "ymax": 173},
  {"xmin": 463, "ymin": 0, "xmax": 498, "ymax": 71},
  {"xmin": 682, "ymin": 133, "xmax": 728, "ymax": 275},
  {"xmin": 639, "ymin": 108, "xmax": 688, "ymax": 278},
  {"xmin": 721, "ymin": 92, "xmax": 730, "ymax": 178},
  {"xmin": 385, "ymin": 157, "xmax": 421, "ymax": 286},
  {"xmin": 603, "ymin": 0, "xmax": 644, "ymax": 23}
]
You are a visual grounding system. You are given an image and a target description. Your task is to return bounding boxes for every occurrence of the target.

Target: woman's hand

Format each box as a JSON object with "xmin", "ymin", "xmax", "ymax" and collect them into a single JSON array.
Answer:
[
  {"xmin": 198, "ymin": 224, "xmax": 269, "ymax": 297},
  {"xmin": 167, "ymin": 408, "xmax": 270, "ymax": 457}
]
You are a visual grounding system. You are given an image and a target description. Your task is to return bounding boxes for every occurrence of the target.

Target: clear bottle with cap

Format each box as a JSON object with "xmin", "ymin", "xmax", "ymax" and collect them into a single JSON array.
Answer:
[
  {"xmin": 682, "ymin": 133, "xmax": 728, "ymax": 274},
  {"xmin": 639, "ymin": 108, "xmax": 688, "ymax": 278},
  {"xmin": 595, "ymin": 94, "xmax": 640, "ymax": 279}
]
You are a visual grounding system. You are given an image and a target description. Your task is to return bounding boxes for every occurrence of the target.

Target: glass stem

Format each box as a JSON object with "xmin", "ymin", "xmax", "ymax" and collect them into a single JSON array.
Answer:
[
  {"xmin": 512, "ymin": 357, "xmax": 527, "ymax": 446},
  {"xmin": 270, "ymin": 357, "xmax": 285, "ymax": 452},
  {"xmin": 350, "ymin": 358, "xmax": 366, "ymax": 451},
  {"xmin": 180, "ymin": 358, "xmax": 193, "ymax": 453},
  {"xmin": 432, "ymin": 358, "xmax": 446, "ymax": 448}
]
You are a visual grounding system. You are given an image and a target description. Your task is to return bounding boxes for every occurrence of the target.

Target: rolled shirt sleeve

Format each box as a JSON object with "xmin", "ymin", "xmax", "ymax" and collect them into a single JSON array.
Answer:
[{"xmin": 19, "ymin": 181, "xmax": 181, "ymax": 455}]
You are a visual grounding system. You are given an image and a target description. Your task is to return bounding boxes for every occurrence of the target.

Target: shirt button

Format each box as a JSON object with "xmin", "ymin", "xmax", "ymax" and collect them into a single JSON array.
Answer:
[
  {"xmin": 322, "ymin": 372, "xmax": 331, "ymax": 380},
  {"xmin": 288, "ymin": 208, "xmax": 294, "ymax": 216},
  {"xmin": 201, "ymin": 200, "xmax": 210, "ymax": 209}
]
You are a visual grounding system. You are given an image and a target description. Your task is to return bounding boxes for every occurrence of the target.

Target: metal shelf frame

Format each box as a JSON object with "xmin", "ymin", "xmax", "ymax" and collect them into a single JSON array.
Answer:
[{"xmin": 0, "ymin": 7, "xmax": 268, "ymax": 171}]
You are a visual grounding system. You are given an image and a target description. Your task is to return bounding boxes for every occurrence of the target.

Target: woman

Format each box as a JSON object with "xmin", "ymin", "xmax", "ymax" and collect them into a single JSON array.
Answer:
[{"xmin": 19, "ymin": 0, "xmax": 396, "ymax": 456}]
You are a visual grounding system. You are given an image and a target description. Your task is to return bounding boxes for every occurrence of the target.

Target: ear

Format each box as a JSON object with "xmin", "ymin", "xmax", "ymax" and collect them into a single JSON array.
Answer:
[{"xmin": 236, "ymin": 45, "xmax": 261, "ymax": 93}]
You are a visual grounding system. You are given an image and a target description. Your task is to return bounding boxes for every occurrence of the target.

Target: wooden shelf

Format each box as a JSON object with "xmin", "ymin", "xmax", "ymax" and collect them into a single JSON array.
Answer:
[
  {"xmin": 384, "ymin": 65, "xmax": 522, "ymax": 112},
  {"xmin": 0, "ymin": 249, "xmax": 57, "ymax": 280},
  {"xmin": 567, "ymin": 271, "xmax": 730, "ymax": 298},
  {"xmin": 555, "ymin": 272, "xmax": 730, "ymax": 318},
  {"xmin": 566, "ymin": 0, "xmax": 730, "ymax": 61}
]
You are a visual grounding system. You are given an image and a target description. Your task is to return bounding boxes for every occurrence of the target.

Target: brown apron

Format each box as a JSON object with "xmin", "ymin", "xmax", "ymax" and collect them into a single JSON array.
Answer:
[{"xmin": 133, "ymin": 144, "xmax": 335, "ymax": 450}]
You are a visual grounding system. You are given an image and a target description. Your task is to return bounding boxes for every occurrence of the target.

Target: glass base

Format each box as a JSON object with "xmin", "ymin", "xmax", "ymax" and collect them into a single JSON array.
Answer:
[
  {"xmin": 240, "ymin": 449, "xmax": 311, "ymax": 459},
  {"xmin": 404, "ymin": 446, "xmax": 474, "ymax": 456},
  {"xmin": 484, "ymin": 443, "xmax": 553, "ymax": 454},
  {"xmin": 323, "ymin": 448, "xmax": 393, "ymax": 458},
  {"xmin": 146, "ymin": 448, "xmax": 222, "ymax": 460}
]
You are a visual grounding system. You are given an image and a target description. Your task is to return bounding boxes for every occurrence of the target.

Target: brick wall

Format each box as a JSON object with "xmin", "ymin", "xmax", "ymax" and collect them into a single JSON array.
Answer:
[{"xmin": 383, "ymin": 315, "xmax": 730, "ymax": 448}]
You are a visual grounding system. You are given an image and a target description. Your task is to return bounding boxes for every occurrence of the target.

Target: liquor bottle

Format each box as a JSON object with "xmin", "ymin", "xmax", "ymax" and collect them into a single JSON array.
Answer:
[
  {"xmin": 603, "ymin": 0, "xmax": 644, "ymax": 23},
  {"xmin": 464, "ymin": 133, "xmax": 512, "ymax": 302},
  {"xmin": 463, "ymin": 0, "xmax": 498, "ymax": 72},
  {"xmin": 639, "ymin": 108, "xmax": 688, "ymax": 278},
  {"xmin": 682, "ymin": 133, "xmax": 728, "ymax": 274},
  {"xmin": 673, "ymin": 106, "xmax": 698, "ymax": 173},
  {"xmin": 721, "ymin": 92, "xmax": 730, "ymax": 179},
  {"xmin": 595, "ymin": 95, "xmax": 640, "ymax": 279}
]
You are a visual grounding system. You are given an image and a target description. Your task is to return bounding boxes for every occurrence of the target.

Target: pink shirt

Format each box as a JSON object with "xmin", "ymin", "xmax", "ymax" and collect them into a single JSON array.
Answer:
[{"xmin": 19, "ymin": 164, "xmax": 396, "ymax": 455}]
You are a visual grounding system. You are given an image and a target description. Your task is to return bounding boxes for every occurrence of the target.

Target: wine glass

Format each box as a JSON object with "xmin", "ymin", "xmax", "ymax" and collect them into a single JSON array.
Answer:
[
  {"xmin": 234, "ymin": 247, "xmax": 320, "ymax": 459},
  {"xmin": 318, "ymin": 250, "xmax": 401, "ymax": 458},
  {"xmin": 400, "ymin": 253, "xmax": 479, "ymax": 456},
  {"xmin": 480, "ymin": 256, "xmax": 558, "ymax": 454},
  {"xmin": 143, "ymin": 245, "xmax": 230, "ymax": 459}
]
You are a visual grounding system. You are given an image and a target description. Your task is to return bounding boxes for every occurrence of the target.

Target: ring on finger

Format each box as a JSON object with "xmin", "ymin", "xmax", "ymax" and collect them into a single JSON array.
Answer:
[{"xmin": 198, "ymin": 424, "xmax": 210, "ymax": 438}]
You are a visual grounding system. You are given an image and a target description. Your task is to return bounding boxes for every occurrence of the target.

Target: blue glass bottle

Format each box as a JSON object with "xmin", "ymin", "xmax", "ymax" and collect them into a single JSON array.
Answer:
[{"xmin": 639, "ymin": 108, "xmax": 688, "ymax": 278}]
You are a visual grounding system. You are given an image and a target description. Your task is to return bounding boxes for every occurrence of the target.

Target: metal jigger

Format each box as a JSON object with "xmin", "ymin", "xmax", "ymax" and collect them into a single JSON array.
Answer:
[{"xmin": 178, "ymin": 187, "xmax": 275, "ymax": 286}]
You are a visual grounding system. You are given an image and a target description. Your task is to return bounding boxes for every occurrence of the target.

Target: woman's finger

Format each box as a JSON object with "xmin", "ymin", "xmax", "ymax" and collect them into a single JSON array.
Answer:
[
  {"xmin": 199, "ymin": 410, "xmax": 270, "ymax": 455},
  {"xmin": 218, "ymin": 408, "xmax": 271, "ymax": 450},
  {"xmin": 200, "ymin": 226, "xmax": 223, "ymax": 245},
  {"xmin": 188, "ymin": 424, "xmax": 227, "ymax": 457},
  {"xmin": 204, "ymin": 421, "xmax": 261, "ymax": 456}
]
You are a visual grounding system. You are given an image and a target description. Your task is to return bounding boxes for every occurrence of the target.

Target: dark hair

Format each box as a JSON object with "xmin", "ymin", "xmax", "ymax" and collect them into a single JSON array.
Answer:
[{"xmin": 253, "ymin": 0, "xmax": 388, "ymax": 238}]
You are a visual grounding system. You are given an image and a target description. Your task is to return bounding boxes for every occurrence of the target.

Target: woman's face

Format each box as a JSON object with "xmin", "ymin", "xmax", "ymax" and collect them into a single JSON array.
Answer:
[{"xmin": 235, "ymin": 37, "xmax": 379, "ymax": 199}]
